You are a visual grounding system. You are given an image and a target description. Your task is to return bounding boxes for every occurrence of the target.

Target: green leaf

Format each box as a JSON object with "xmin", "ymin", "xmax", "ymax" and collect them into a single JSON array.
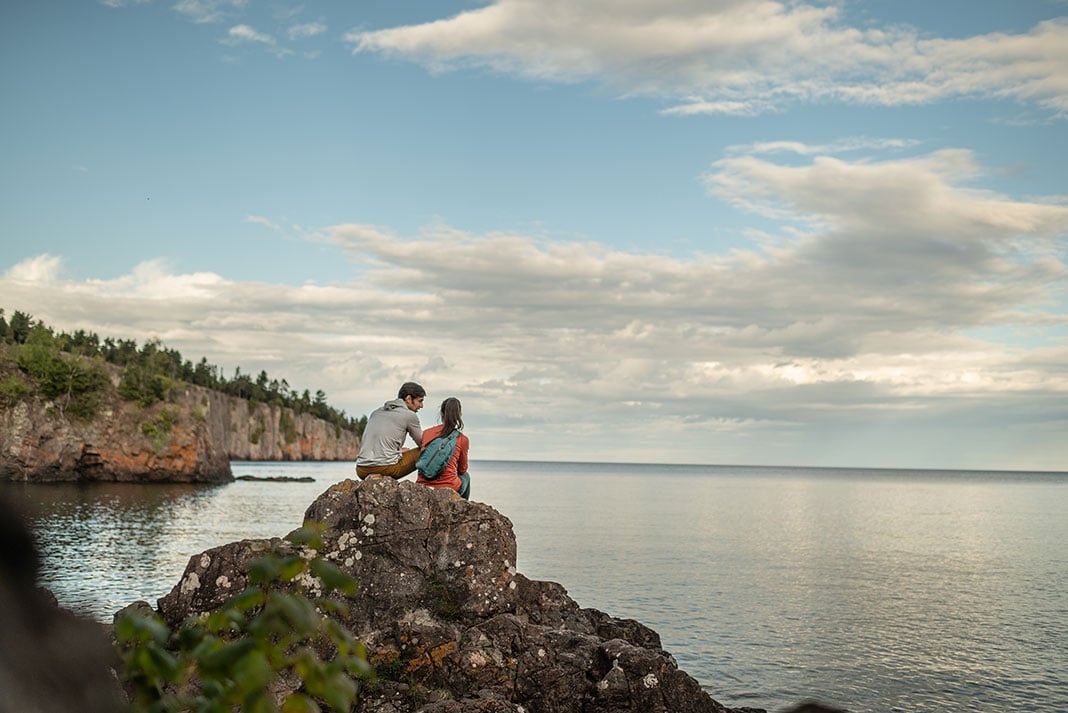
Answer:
[
  {"xmin": 281, "ymin": 693, "xmax": 323, "ymax": 713},
  {"xmin": 277, "ymin": 555, "xmax": 307, "ymax": 582},
  {"xmin": 228, "ymin": 586, "xmax": 266, "ymax": 611},
  {"xmin": 116, "ymin": 611, "xmax": 171, "ymax": 645},
  {"xmin": 310, "ymin": 559, "xmax": 358, "ymax": 595},
  {"xmin": 314, "ymin": 597, "xmax": 351, "ymax": 619},
  {"xmin": 286, "ymin": 524, "xmax": 324, "ymax": 550},
  {"xmin": 320, "ymin": 672, "xmax": 358, "ymax": 712},
  {"xmin": 248, "ymin": 555, "xmax": 283, "ymax": 585},
  {"xmin": 197, "ymin": 638, "xmax": 258, "ymax": 675},
  {"xmin": 271, "ymin": 592, "xmax": 318, "ymax": 634},
  {"xmin": 321, "ymin": 619, "xmax": 357, "ymax": 655},
  {"xmin": 233, "ymin": 648, "xmax": 273, "ymax": 693},
  {"xmin": 344, "ymin": 653, "xmax": 374, "ymax": 679},
  {"xmin": 146, "ymin": 644, "xmax": 182, "ymax": 682},
  {"xmin": 241, "ymin": 686, "xmax": 279, "ymax": 713}
]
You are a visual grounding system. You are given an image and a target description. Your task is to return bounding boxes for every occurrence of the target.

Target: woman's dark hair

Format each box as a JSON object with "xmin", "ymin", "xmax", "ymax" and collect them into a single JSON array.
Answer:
[{"xmin": 439, "ymin": 397, "xmax": 463, "ymax": 438}]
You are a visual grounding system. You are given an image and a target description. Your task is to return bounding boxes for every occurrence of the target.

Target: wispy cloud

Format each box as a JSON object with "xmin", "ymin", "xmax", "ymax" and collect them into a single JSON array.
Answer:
[
  {"xmin": 726, "ymin": 137, "xmax": 922, "ymax": 157},
  {"xmin": 174, "ymin": 0, "xmax": 248, "ymax": 25},
  {"xmin": 224, "ymin": 24, "xmax": 292, "ymax": 57},
  {"xmin": 227, "ymin": 24, "xmax": 274, "ymax": 45},
  {"xmin": 288, "ymin": 21, "xmax": 326, "ymax": 40},
  {"xmin": 244, "ymin": 214, "xmax": 280, "ymax": 231},
  {"xmin": 346, "ymin": 1, "xmax": 1068, "ymax": 116}
]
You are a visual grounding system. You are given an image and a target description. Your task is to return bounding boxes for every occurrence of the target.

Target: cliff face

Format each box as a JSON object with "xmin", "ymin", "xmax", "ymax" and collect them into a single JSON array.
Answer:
[
  {"xmin": 198, "ymin": 387, "xmax": 361, "ymax": 462},
  {"xmin": 0, "ymin": 379, "xmax": 360, "ymax": 484}
]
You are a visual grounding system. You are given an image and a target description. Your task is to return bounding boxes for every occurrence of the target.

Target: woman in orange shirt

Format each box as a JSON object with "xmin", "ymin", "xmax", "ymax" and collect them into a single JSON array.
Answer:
[{"xmin": 417, "ymin": 397, "xmax": 471, "ymax": 500}]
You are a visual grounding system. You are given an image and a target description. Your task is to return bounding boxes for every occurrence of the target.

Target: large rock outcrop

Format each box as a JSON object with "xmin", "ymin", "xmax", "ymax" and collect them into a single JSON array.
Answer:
[
  {"xmin": 151, "ymin": 478, "xmax": 764, "ymax": 713},
  {"xmin": 0, "ymin": 381, "xmax": 360, "ymax": 483}
]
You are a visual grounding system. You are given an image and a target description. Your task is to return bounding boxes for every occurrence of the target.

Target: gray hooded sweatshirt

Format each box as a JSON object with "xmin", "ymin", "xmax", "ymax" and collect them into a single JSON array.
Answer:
[{"xmin": 355, "ymin": 398, "xmax": 423, "ymax": 466}]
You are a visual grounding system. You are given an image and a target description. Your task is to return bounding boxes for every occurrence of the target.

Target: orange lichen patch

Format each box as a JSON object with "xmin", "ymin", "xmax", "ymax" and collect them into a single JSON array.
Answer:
[
  {"xmin": 368, "ymin": 646, "xmax": 402, "ymax": 667},
  {"xmin": 429, "ymin": 641, "xmax": 457, "ymax": 667},
  {"xmin": 405, "ymin": 641, "xmax": 457, "ymax": 674},
  {"xmin": 330, "ymin": 479, "xmax": 359, "ymax": 494}
]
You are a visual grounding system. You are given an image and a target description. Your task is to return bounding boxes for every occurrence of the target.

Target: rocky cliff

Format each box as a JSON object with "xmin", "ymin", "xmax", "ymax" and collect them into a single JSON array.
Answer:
[
  {"xmin": 147, "ymin": 478, "xmax": 768, "ymax": 713},
  {"xmin": 0, "ymin": 377, "xmax": 360, "ymax": 483}
]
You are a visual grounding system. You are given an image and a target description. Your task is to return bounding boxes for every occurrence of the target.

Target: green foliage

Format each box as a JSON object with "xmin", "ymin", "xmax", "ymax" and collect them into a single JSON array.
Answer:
[
  {"xmin": 9, "ymin": 310, "xmax": 32, "ymax": 344},
  {"xmin": 0, "ymin": 373, "xmax": 32, "ymax": 406},
  {"xmin": 115, "ymin": 523, "xmax": 371, "ymax": 713},
  {"xmin": 279, "ymin": 410, "xmax": 298, "ymax": 444},
  {"xmin": 142, "ymin": 410, "xmax": 176, "ymax": 451},
  {"xmin": 15, "ymin": 324, "xmax": 109, "ymax": 419},
  {"xmin": 372, "ymin": 655, "xmax": 406, "ymax": 682},
  {"xmin": 250, "ymin": 418, "xmax": 265, "ymax": 445},
  {"xmin": 114, "ymin": 338, "xmax": 185, "ymax": 407},
  {"xmin": 426, "ymin": 577, "xmax": 459, "ymax": 618},
  {"xmin": 1, "ymin": 309, "xmax": 367, "ymax": 431},
  {"xmin": 119, "ymin": 363, "xmax": 173, "ymax": 407}
]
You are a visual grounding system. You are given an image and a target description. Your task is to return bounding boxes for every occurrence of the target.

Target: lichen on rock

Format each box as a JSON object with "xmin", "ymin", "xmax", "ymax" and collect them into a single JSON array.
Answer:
[{"xmin": 148, "ymin": 478, "xmax": 761, "ymax": 713}]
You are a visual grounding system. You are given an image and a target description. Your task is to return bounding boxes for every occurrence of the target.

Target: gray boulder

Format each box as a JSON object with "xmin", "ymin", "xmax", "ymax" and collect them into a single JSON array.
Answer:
[{"xmin": 156, "ymin": 477, "xmax": 760, "ymax": 713}]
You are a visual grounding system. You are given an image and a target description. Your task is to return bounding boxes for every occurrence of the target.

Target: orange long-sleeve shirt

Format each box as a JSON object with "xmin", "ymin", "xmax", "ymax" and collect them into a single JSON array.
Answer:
[{"xmin": 417, "ymin": 424, "xmax": 469, "ymax": 493}]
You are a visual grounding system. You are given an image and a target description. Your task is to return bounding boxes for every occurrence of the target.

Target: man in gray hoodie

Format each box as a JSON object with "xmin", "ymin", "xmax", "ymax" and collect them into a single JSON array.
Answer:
[{"xmin": 355, "ymin": 382, "xmax": 425, "ymax": 479}]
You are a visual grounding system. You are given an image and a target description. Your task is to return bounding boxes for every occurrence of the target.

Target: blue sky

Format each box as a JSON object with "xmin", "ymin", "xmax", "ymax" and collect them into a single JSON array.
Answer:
[{"xmin": 2, "ymin": 1, "xmax": 1066, "ymax": 470}]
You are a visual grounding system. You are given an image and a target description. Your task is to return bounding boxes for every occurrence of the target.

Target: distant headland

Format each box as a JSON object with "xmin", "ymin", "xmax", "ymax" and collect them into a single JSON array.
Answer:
[{"xmin": 0, "ymin": 309, "xmax": 362, "ymax": 483}]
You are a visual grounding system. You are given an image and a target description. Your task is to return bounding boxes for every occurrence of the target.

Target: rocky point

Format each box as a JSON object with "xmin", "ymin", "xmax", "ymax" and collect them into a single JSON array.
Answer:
[{"xmin": 149, "ymin": 477, "xmax": 766, "ymax": 713}]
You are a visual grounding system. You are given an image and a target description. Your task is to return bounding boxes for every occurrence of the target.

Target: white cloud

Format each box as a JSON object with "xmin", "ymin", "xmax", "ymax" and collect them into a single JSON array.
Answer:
[
  {"xmin": 726, "ymin": 137, "xmax": 922, "ymax": 157},
  {"xmin": 174, "ymin": 0, "xmax": 247, "ymax": 24},
  {"xmin": 227, "ymin": 24, "xmax": 274, "ymax": 45},
  {"xmin": 224, "ymin": 24, "xmax": 294, "ymax": 58},
  {"xmin": 4, "ymin": 254, "xmax": 64, "ymax": 284},
  {"xmin": 244, "ymin": 214, "xmax": 280, "ymax": 230},
  {"xmin": 346, "ymin": 1, "xmax": 1068, "ymax": 116},
  {"xmin": 4, "ymin": 148, "xmax": 1065, "ymax": 468},
  {"xmin": 288, "ymin": 21, "xmax": 326, "ymax": 40}
]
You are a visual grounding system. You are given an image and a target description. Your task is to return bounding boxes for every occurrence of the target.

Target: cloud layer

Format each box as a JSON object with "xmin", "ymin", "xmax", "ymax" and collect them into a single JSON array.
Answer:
[
  {"xmin": 346, "ymin": 0, "xmax": 1068, "ymax": 115},
  {"xmin": 4, "ymin": 146, "xmax": 1066, "ymax": 468}
]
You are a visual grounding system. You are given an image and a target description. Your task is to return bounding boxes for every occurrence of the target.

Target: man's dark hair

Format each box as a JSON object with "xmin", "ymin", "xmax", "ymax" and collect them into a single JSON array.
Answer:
[{"xmin": 398, "ymin": 382, "xmax": 426, "ymax": 401}]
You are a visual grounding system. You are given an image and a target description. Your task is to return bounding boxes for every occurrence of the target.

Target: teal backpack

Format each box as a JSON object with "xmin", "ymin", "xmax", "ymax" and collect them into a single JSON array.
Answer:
[{"xmin": 416, "ymin": 429, "xmax": 460, "ymax": 480}]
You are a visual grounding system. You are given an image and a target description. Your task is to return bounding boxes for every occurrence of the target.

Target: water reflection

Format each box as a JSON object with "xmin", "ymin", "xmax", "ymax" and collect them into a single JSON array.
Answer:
[
  {"xmin": 2, "ymin": 461, "xmax": 1066, "ymax": 713},
  {"xmin": 10, "ymin": 482, "xmax": 222, "ymax": 617}
]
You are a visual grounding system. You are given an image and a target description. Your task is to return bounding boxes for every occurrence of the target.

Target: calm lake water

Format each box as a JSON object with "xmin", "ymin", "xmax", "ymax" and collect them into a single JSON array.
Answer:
[{"xmin": 5, "ymin": 461, "xmax": 1067, "ymax": 713}]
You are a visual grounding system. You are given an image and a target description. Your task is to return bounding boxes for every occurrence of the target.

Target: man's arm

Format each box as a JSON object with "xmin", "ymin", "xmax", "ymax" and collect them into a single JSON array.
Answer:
[{"xmin": 408, "ymin": 415, "xmax": 423, "ymax": 447}]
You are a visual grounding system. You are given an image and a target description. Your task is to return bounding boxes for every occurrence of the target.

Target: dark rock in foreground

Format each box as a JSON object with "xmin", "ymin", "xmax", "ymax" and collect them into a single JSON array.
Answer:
[
  {"xmin": 155, "ymin": 477, "xmax": 763, "ymax": 713},
  {"xmin": 0, "ymin": 495, "xmax": 124, "ymax": 713}
]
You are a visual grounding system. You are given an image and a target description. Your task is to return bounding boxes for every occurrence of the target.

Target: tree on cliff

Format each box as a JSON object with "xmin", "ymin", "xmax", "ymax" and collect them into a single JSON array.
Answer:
[
  {"xmin": 13, "ymin": 324, "xmax": 109, "ymax": 419},
  {"xmin": 7, "ymin": 310, "xmax": 33, "ymax": 344},
  {"xmin": 1, "ymin": 309, "xmax": 366, "ymax": 434}
]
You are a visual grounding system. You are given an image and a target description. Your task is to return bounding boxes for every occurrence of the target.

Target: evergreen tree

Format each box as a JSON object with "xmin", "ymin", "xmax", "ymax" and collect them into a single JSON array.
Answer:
[
  {"xmin": 1, "ymin": 309, "xmax": 366, "ymax": 431},
  {"xmin": 9, "ymin": 310, "xmax": 32, "ymax": 344}
]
